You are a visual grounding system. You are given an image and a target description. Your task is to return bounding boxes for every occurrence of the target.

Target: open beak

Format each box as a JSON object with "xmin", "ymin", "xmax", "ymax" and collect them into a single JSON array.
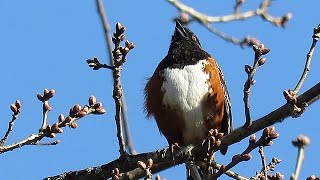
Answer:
[{"xmin": 174, "ymin": 21, "xmax": 187, "ymax": 38}]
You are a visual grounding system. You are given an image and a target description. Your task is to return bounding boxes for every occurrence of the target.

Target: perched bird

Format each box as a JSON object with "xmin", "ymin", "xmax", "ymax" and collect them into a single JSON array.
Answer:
[{"xmin": 144, "ymin": 21, "xmax": 232, "ymax": 154}]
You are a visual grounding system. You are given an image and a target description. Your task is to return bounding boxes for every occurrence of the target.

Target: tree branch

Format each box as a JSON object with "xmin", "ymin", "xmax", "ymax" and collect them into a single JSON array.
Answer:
[
  {"xmin": 293, "ymin": 24, "xmax": 320, "ymax": 94},
  {"xmin": 95, "ymin": 0, "xmax": 136, "ymax": 155},
  {"xmin": 43, "ymin": 82, "xmax": 320, "ymax": 180}
]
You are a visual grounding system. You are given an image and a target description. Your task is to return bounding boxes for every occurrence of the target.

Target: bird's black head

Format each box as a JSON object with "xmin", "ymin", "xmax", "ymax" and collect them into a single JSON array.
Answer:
[
  {"xmin": 171, "ymin": 21, "xmax": 202, "ymax": 47},
  {"xmin": 159, "ymin": 21, "xmax": 210, "ymax": 69}
]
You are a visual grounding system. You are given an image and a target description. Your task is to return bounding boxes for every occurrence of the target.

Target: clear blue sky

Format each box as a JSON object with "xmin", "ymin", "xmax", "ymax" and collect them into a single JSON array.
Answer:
[{"xmin": 1, "ymin": 1, "xmax": 319, "ymax": 179}]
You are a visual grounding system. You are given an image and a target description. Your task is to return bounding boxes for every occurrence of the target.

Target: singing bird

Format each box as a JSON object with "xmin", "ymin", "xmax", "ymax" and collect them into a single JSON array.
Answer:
[{"xmin": 145, "ymin": 21, "xmax": 232, "ymax": 154}]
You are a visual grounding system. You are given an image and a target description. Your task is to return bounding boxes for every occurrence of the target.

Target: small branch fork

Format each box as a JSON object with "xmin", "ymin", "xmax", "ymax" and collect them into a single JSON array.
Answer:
[
  {"xmin": 283, "ymin": 24, "xmax": 320, "ymax": 118},
  {"xmin": 212, "ymin": 127, "xmax": 278, "ymax": 179},
  {"xmin": 168, "ymin": 0, "xmax": 292, "ymax": 47},
  {"xmin": 0, "ymin": 100, "xmax": 21, "ymax": 145},
  {"xmin": 0, "ymin": 89, "xmax": 106, "ymax": 154},
  {"xmin": 87, "ymin": 22, "xmax": 134, "ymax": 156},
  {"xmin": 243, "ymin": 44, "xmax": 270, "ymax": 127},
  {"xmin": 251, "ymin": 157, "xmax": 282, "ymax": 180}
]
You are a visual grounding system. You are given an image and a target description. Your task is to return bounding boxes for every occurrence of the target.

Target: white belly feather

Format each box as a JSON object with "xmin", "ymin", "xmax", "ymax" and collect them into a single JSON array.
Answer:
[{"xmin": 161, "ymin": 60, "xmax": 210, "ymax": 144}]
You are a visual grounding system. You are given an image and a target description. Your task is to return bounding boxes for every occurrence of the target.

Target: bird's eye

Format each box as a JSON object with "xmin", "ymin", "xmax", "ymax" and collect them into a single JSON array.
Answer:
[{"xmin": 191, "ymin": 35, "xmax": 197, "ymax": 42}]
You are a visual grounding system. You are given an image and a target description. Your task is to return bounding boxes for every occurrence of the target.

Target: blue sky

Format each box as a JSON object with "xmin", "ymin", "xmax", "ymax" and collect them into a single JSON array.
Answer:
[{"xmin": 1, "ymin": 1, "xmax": 320, "ymax": 179}]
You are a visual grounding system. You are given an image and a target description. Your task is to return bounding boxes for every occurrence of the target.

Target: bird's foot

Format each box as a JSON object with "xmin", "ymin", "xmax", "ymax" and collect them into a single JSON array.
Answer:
[{"xmin": 160, "ymin": 143, "xmax": 181, "ymax": 165}]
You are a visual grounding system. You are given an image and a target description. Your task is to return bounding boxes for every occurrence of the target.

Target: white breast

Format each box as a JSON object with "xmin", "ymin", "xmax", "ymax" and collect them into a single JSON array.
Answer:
[{"xmin": 161, "ymin": 60, "xmax": 210, "ymax": 144}]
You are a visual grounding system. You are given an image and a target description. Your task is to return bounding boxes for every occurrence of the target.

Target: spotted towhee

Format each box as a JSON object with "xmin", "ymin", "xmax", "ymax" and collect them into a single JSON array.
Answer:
[{"xmin": 145, "ymin": 21, "xmax": 232, "ymax": 154}]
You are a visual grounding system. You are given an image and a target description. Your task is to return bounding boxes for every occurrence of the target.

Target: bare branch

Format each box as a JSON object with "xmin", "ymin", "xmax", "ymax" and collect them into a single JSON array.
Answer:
[
  {"xmin": 167, "ymin": 0, "xmax": 292, "ymax": 46},
  {"xmin": 0, "ymin": 95, "xmax": 106, "ymax": 154},
  {"xmin": 95, "ymin": 0, "xmax": 136, "ymax": 155},
  {"xmin": 243, "ymin": 44, "xmax": 270, "ymax": 127},
  {"xmin": 213, "ymin": 127, "xmax": 278, "ymax": 179},
  {"xmin": 291, "ymin": 135, "xmax": 310, "ymax": 180},
  {"xmin": 258, "ymin": 146, "xmax": 267, "ymax": 178},
  {"xmin": 212, "ymin": 162, "xmax": 248, "ymax": 180},
  {"xmin": 251, "ymin": 157, "xmax": 282, "ymax": 179},
  {"xmin": 0, "ymin": 100, "xmax": 21, "ymax": 145},
  {"xmin": 37, "ymin": 89, "xmax": 55, "ymax": 131},
  {"xmin": 44, "ymin": 81, "xmax": 320, "ymax": 180},
  {"xmin": 293, "ymin": 24, "xmax": 320, "ymax": 94}
]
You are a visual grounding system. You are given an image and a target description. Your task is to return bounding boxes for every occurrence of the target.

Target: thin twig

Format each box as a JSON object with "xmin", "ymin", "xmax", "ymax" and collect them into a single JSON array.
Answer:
[
  {"xmin": 40, "ymin": 102, "xmax": 50, "ymax": 130},
  {"xmin": 0, "ymin": 95, "xmax": 106, "ymax": 154},
  {"xmin": 32, "ymin": 140, "xmax": 60, "ymax": 146},
  {"xmin": 204, "ymin": 24, "xmax": 260, "ymax": 47},
  {"xmin": 251, "ymin": 157, "xmax": 281, "ymax": 179},
  {"xmin": 291, "ymin": 147, "xmax": 304, "ymax": 180},
  {"xmin": 204, "ymin": 24, "xmax": 242, "ymax": 45},
  {"xmin": 258, "ymin": 146, "xmax": 267, "ymax": 178},
  {"xmin": 0, "ymin": 116, "xmax": 17, "ymax": 145},
  {"xmin": 243, "ymin": 45, "xmax": 269, "ymax": 127},
  {"xmin": 95, "ymin": 0, "xmax": 136, "ymax": 155},
  {"xmin": 167, "ymin": 0, "xmax": 275, "ymax": 24},
  {"xmin": 213, "ymin": 127, "xmax": 278, "ymax": 179},
  {"xmin": 167, "ymin": 0, "xmax": 291, "ymax": 46},
  {"xmin": 96, "ymin": 0, "xmax": 113, "ymax": 65},
  {"xmin": 293, "ymin": 24, "xmax": 320, "ymax": 94},
  {"xmin": 212, "ymin": 162, "xmax": 248, "ymax": 180},
  {"xmin": 0, "ymin": 102, "xmax": 20, "ymax": 145},
  {"xmin": 291, "ymin": 135, "xmax": 310, "ymax": 180},
  {"xmin": 234, "ymin": 0, "xmax": 245, "ymax": 15}
]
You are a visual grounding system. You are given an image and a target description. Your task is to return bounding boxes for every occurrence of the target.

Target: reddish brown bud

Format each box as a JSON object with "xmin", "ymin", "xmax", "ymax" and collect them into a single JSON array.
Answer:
[
  {"xmin": 15, "ymin": 100, "xmax": 21, "ymax": 109},
  {"xmin": 47, "ymin": 89, "xmax": 55, "ymax": 99},
  {"xmin": 94, "ymin": 107, "xmax": 106, "ymax": 114},
  {"xmin": 51, "ymin": 123, "xmax": 63, "ymax": 133},
  {"xmin": 244, "ymin": 65, "xmax": 252, "ymax": 74},
  {"xmin": 69, "ymin": 122, "xmax": 78, "ymax": 129},
  {"xmin": 72, "ymin": 104, "xmax": 81, "ymax": 114},
  {"xmin": 93, "ymin": 102, "xmax": 102, "ymax": 109},
  {"xmin": 115, "ymin": 22, "xmax": 125, "ymax": 35},
  {"xmin": 45, "ymin": 125, "xmax": 51, "ymax": 133},
  {"xmin": 292, "ymin": 134, "xmax": 310, "ymax": 148},
  {"xmin": 241, "ymin": 153, "xmax": 252, "ymax": 161},
  {"xmin": 232, "ymin": 154, "xmax": 241, "ymax": 161},
  {"xmin": 58, "ymin": 114, "xmax": 65, "ymax": 123},
  {"xmin": 258, "ymin": 58, "xmax": 266, "ymax": 66},
  {"xmin": 179, "ymin": 12, "xmax": 189, "ymax": 25},
  {"xmin": 64, "ymin": 116, "xmax": 72, "ymax": 123},
  {"xmin": 37, "ymin": 93, "xmax": 44, "ymax": 101},
  {"xmin": 10, "ymin": 104, "xmax": 18, "ymax": 115},
  {"xmin": 137, "ymin": 161, "xmax": 147, "ymax": 170},
  {"xmin": 44, "ymin": 89, "xmax": 49, "ymax": 95},
  {"xmin": 125, "ymin": 40, "xmax": 134, "ymax": 50},
  {"xmin": 78, "ymin": 110, "xmax": 87, "ymax": 118},
  {"xmin": 89, "ymin": 95, "xmax": 97, "ymax": 106},
  {"xmin": 249, "ymin": 134, "xmax": 256, "ymax": 144}
]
